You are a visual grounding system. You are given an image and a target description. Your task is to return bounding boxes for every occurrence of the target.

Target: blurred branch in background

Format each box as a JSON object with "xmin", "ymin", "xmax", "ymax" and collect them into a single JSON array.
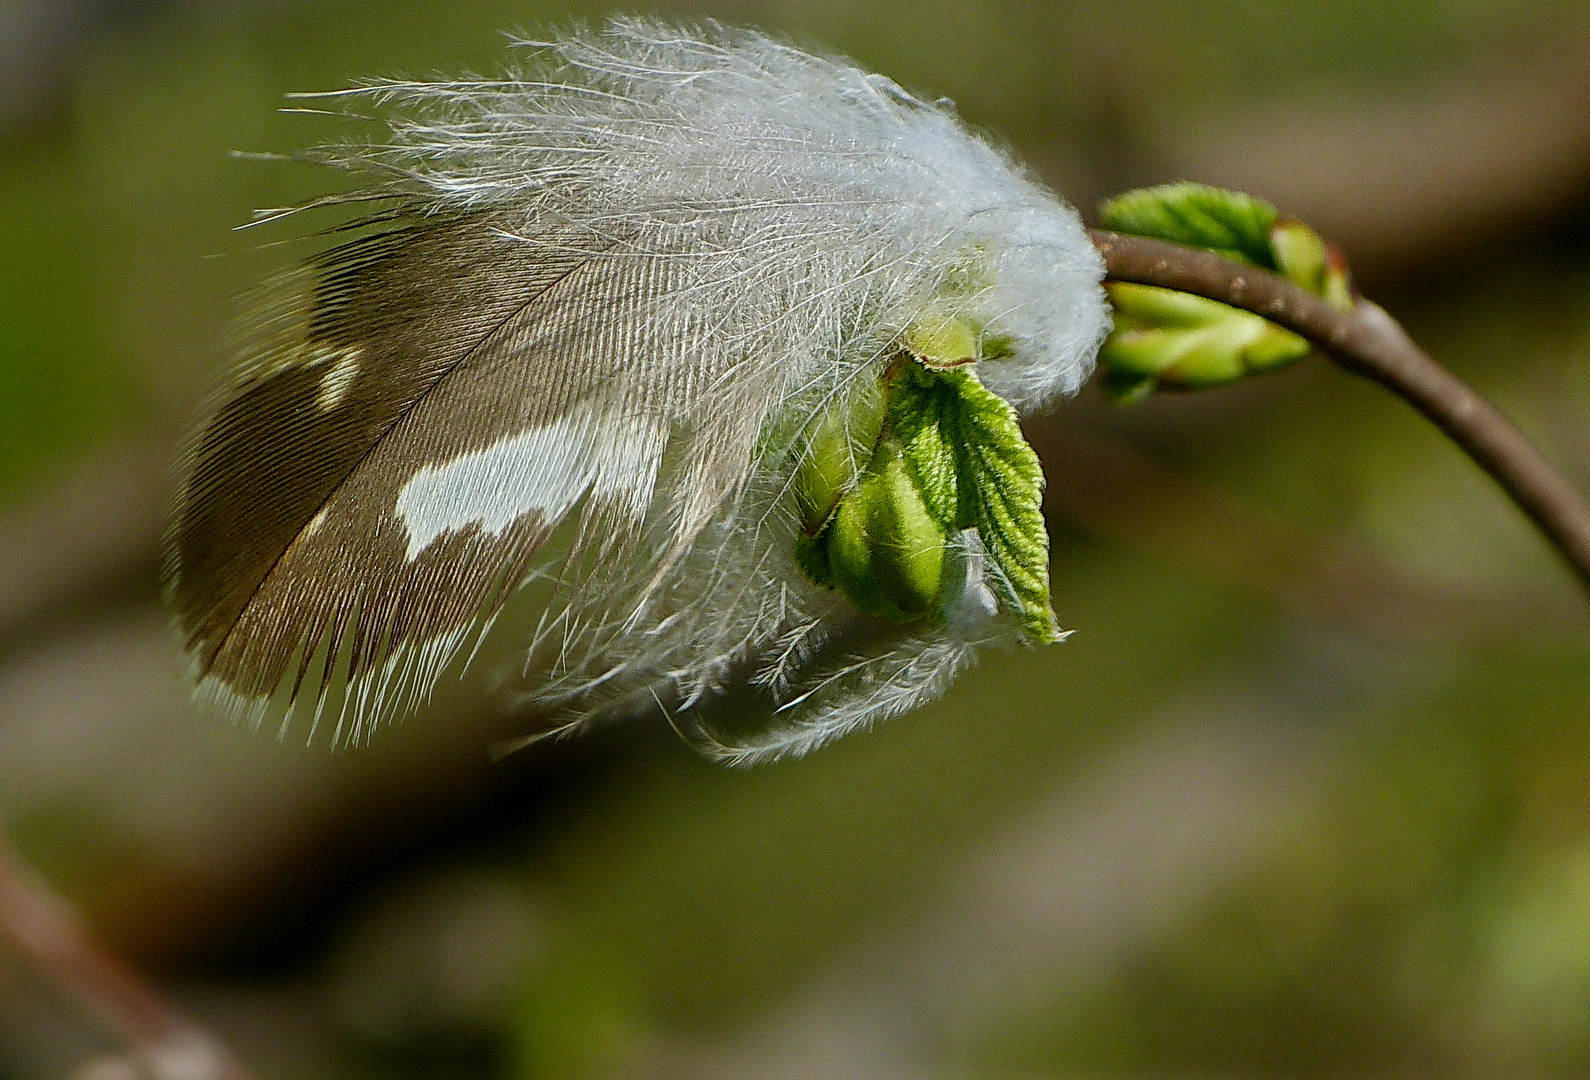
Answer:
[{"xmin": 0, "ymin": 836, "xmax": 254, "ymax": 1080}]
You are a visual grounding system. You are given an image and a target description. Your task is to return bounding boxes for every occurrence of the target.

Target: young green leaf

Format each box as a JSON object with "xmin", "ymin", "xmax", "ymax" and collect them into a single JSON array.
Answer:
[
  {"xmin": 1100, "ymin": 281, "xmax": 1312, "ymax": 396},
  {"xmin": 942, "ymin": 366, "xmax": 1059, "ymax": 643},
  {"xmin": 1100, "ymin": 182, "xmax": 1279, "ymax": 268},
  {"xmin": 887, "ymin": 360, "xmax": 963, "ymax": 532},
  {"xmin": 889, "ymin": 361, "xmax": 1057, "ymax": 642}
]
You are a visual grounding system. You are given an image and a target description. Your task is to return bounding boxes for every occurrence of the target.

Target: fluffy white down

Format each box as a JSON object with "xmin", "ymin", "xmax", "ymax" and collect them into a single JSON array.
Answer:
[{"xmin": 312, "ymin": 18, "xmax": 1109, "ymax": 761}]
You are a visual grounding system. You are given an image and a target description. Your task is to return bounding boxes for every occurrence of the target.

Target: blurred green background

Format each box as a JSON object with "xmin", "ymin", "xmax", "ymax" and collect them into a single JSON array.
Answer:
[{"xmin": 4, "ymin": 1, "xmax": 1590, "ymax": 1077}]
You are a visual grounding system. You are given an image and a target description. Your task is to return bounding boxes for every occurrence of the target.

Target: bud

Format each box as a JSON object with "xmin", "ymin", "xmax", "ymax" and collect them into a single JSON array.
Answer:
[
  {"xmin": 791, "ymin": 378, "xmax": 887, "ymax": 535},
  {"xmin": 1097, "ymin": 183, "xmax": 1356, "ymax": 400},
  {"xmin": 1100, "ymin": 281, "xmax": 1311, "ymax": 400},
  {"xmin": 1270, "ymin": 219, "xmax": 1354, "ymax": 312},
  {"xmin": 825, "ymin": 437, "xmax": 948, "ymax": 623}
]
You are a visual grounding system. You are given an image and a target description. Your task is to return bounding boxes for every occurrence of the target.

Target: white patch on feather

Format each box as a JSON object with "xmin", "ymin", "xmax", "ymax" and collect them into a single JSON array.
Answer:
[
  {"xmin": 945, "ymin": 529, "xmax": 1003, "ymax": 633},
  {"xmin": 394, "ymin": 408, "xmax": 664, "ymax": 560},
  {"xmin": 314, "ymin": 347, "xmax": 362, "ymax": 410}
]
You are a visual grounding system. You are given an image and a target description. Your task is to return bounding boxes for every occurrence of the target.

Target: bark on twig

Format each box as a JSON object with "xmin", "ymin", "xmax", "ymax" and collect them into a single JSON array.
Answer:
[
  {"xmin": 1089, "ymin": 228, "xmax": 1590, "ymax": 599},
  {"xmin": 0, "ymin": 836, "xmax": 257, "ymax": 1080}
]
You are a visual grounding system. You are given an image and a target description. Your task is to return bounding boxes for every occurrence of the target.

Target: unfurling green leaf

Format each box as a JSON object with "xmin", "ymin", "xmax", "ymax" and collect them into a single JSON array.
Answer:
[
  {"xmin": 1098, "ymin": 183, "xmax": 1357, "ymax": 400},
  {"xmin": 926, "ymin": 365, "xmax": 1059, "ymax": 643},
  {"xmin": 795, "ymin": 355, "xmax": 1058, "ymax": 642},
  {"xmin": 886, "ymin": 360, "xmax": 1057, "ymax": 642},
  {"xmin": 887, "ymin": 360, "xmax": 964, "ymax": 531},
  {"xmin": 1100, "ymin": 282, "xmax": 1312, "ymax": 399},
  {"xmin": 1100, "ymin": 182, "xmax": 1279, "ymax": 268}
]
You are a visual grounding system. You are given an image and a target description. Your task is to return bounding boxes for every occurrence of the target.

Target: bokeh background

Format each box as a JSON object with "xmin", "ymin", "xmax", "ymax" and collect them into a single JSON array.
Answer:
[{"xmin": 5, "ymin": 1, "xmax": 1590, "ymax": 1077}]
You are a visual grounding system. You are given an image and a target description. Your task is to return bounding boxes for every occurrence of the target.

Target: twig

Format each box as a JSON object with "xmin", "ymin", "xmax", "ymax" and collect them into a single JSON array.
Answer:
[
  {"xmin": 0, "ymin": 835, "xmax": 257, "ymax": 1080},
  {"xmin": 1088, "ymin": 229, "xmax": 1590, "ymax": 598}
]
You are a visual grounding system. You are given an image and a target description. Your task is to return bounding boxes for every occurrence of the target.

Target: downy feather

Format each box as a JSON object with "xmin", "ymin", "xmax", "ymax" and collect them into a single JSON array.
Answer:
[{"xmin": 167, "ymin": 18, "xmax": 1108, "ymax": 762}]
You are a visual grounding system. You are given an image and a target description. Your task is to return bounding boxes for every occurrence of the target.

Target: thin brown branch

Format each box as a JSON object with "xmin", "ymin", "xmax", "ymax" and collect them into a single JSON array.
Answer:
[
  {"xmin": 0, "ymin": 835, "xmax": 257, "ymax": 1080},
  {"xmin": 1088, "ymin": 228, "xmax": 1590, "ymax": 600}
]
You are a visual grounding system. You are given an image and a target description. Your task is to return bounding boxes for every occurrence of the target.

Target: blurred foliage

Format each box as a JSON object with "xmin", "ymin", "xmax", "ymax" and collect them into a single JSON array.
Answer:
[
  {"xmin": 966, "ymin": 641, "xmax": 1590, "ymax": 1076},
  {"xmin": 5, "ymin": 1, "xmax": 1590, "ymax": 1079},
  {"xmin": 0, "ymin": 144, "xmax": 136, "ymax": 503}
]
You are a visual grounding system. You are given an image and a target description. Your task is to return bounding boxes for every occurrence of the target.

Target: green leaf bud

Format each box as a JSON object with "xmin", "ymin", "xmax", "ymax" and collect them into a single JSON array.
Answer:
[
  {"xmin": 791, "ymin": 377, "xmax": 887, "ymax": 535},
  {"xmin": 825, "ymin": 438, "xmax": 947, "ymax": 623},
  {"xmin": 1097, "ymin": 184, "xmax": 1359, "ymax": 400},
  {"xmin": 903, "ymin": 294, "xmax": 1021, "ymax": 369},
  {"xmin": 905, "ymin": 310, "xmax": 979, "ymax": 368},
  {"xmin": 796, "ymin": 356, "xmax": 1057, "ymax": 642},
  {"xmin": 1100, "ymin": 281, "xmax": 1311, "ymax": 395}
]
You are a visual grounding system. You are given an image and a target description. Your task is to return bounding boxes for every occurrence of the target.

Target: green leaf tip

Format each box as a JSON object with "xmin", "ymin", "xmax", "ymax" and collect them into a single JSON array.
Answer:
[
  {"xmin": 1098, "ymin": 183, "xmax": 1357, "ymax": 399},
  {"xmin": 904, "ymin": 305, "xmax": 1019, "ymax": 368},
  {"xmin": 1269, "ymin": 219, "xmax": 1355, "ymax": 313},
  {"xmin": 793, "ymin": 354, "xmax": 1059, "ymax": 644}
]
